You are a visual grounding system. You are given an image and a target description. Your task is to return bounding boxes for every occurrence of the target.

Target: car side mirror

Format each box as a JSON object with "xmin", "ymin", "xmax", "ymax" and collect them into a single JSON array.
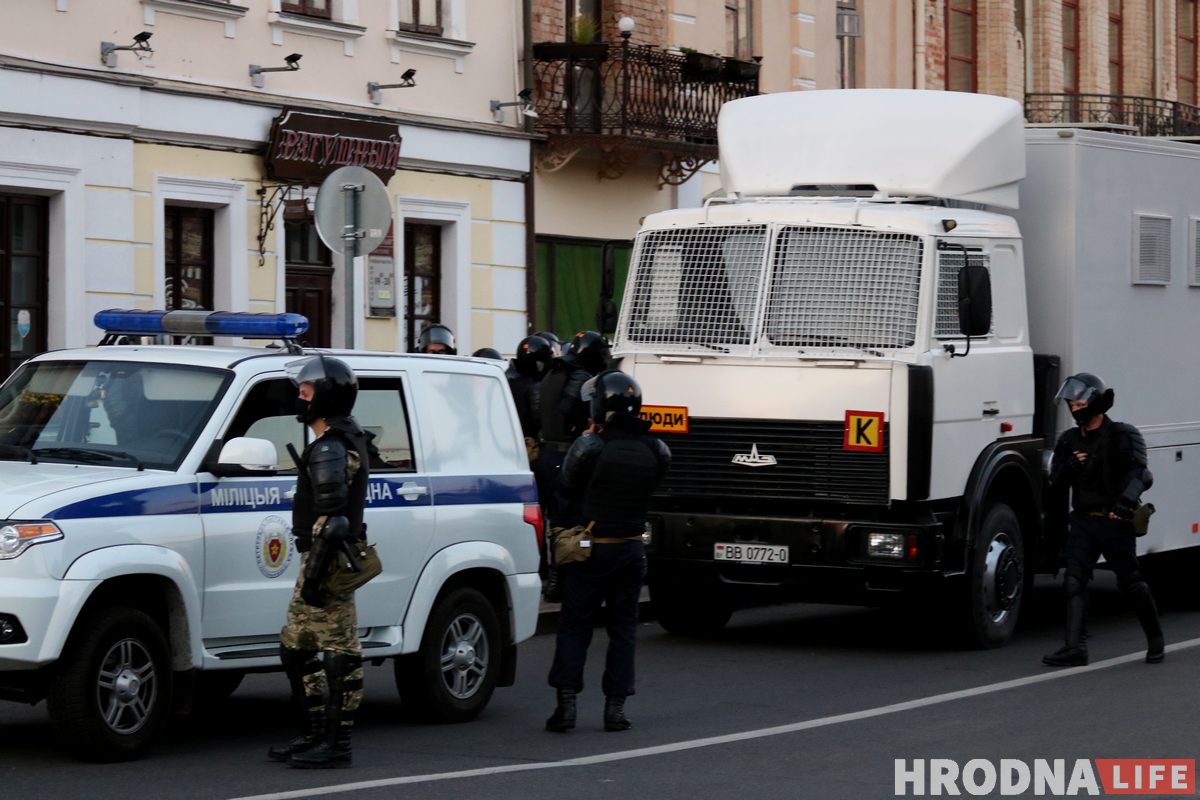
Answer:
[
  {"xmin": 957, "ymin": 264, "xmax": 992, "ymax": 338},
  {"xmin": 208, "ymin": 437, "xmax": 279, "ymax": 477}
]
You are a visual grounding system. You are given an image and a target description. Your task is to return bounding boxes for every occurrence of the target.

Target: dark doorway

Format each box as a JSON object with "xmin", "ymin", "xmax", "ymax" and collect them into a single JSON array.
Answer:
[
  {"xmin": 0, "ymin": 193, "xmax": 48, "ymax": 378},
  {"xmin": 284, "ymin": 200, "xmax": 332, "ymax": 348}
]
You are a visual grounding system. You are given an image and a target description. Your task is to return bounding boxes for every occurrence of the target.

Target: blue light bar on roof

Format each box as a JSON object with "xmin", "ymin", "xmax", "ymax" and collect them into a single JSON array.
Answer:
[{"xmin": 95, "ymin": 309, "xmax": 309, "ymax": 339}]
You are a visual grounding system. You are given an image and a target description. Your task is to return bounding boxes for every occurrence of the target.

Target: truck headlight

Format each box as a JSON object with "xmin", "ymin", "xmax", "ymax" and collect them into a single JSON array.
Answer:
[
  {"xmin": 0, "ymin": 522, "xmax": 63, "ymax": 560},
  {"xmin": 866, "ymin": 531, "xmax": 919, "ymax": 561}
]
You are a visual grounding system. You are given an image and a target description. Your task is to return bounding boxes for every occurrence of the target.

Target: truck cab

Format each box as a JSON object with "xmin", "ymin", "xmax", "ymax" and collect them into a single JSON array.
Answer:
[{"xmin": 616, "ymin": 91, "xmax": 1048, "ymax": 646}]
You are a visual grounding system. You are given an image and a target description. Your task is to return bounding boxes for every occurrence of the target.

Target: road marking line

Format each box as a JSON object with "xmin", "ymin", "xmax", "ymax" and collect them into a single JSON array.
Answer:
[{"xmin": 227, "ymin": 637, "xmax": 1200, "ymax": 800}]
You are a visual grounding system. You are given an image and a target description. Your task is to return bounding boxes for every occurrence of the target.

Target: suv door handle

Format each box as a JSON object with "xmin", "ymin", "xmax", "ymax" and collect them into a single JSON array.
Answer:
[
  {"xmin": 982, "ymin": 408, "xmax": 999, "ymax": 416},
  {"xmin": 399, "ymin": 482, "xmax": 428, "ymax": 501}
]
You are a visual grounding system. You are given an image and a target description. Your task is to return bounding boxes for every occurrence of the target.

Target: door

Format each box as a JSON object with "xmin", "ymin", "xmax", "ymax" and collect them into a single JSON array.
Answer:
[
  {"xmin": 285, "ymin": 267, "xmax": 332, "ymax": 348},
  {"xmin": 199, "ymin": 373, "xmax": 437, "ymax": 643},
  {"xmin": 285, "ymin": 203, "xmax": 333, "ymax": 348},
  {"xmin": 0, "ymin": 194, "xmax": 48, "ymax": 379}
]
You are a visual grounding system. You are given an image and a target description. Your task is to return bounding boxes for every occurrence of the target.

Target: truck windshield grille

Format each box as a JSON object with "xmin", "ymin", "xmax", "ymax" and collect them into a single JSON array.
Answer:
[
  {"xmin": 655, "ymin": 418, "xmax": 889, "ymax": 504},
  {"xmin": 617, "ymin": 225, "xmax": 923, "ymax": 356}
]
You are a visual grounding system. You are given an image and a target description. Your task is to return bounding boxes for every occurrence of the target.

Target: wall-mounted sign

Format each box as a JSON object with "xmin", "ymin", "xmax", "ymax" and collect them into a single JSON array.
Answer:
[{"xmin": 265, "ymin": 110, "xmax": 403, "ymax": 185}]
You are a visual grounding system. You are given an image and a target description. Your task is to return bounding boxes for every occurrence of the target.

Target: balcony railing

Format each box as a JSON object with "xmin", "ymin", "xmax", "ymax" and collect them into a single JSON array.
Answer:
[
  {"xmin": 1025, "ymin": 93, "xmax": 1200, "ymax": 137},
  {"xmin": 531, "ymin": 41, "xmax": 760, "ymax": 184}
]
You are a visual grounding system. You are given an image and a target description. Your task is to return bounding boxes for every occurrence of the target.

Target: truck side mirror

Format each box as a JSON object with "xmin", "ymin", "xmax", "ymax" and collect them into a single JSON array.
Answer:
[{"xmin": 957, "ymin": 264, "xmax": 992, "ymax": 338}]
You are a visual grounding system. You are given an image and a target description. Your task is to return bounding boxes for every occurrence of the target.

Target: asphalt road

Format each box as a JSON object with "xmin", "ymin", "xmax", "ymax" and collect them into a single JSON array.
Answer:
[{"xmin": 3, "ymin": 573, "xmax": 1198, "ymax": 800}]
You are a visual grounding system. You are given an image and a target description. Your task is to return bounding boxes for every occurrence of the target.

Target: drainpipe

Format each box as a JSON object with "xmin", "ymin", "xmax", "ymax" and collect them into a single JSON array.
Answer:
[
  {"xmin": 913, "ymin": 0, "xmax": 926, "ymax": 89},
  {"xmin": 522, "ymin": 0, "xmax": 537, "ymax": 334}
]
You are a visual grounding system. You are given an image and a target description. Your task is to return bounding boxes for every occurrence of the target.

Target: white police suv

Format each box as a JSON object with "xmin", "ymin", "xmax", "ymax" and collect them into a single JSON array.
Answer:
[{"xmin": 0, "ymin": 310, "xmax": 544, "ymax": 760}]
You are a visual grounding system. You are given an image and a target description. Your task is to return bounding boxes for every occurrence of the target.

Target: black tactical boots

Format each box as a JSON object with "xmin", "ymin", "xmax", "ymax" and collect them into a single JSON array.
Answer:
[
  {"xmin": 603, "ymin": 696, "xmax": 631, "ymax": 732},
  {"xmin": 545, "ymin": 688, "xmax": 577, "ymax": 732}
]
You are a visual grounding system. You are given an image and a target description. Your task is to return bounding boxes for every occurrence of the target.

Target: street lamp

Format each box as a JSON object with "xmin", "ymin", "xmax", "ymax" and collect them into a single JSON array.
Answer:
[{"xmin": 619, "ymin": 17, "xmax": 635, "ymax": 135}]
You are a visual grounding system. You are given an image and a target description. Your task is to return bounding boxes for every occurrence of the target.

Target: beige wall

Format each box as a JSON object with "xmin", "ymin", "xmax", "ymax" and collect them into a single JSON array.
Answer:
[
  {"xmin": 535, "ymin": 158, "xmax": 677, "ymax": 241},
  {"xmin": 2, "ymin": 0, "xmax": 528, "ymax": 128}
]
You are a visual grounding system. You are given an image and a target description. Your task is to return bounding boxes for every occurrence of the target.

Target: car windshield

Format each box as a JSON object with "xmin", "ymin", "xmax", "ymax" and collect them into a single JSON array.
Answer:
[{"xmin": 0, "ymin": 360, "xmax": 229, "ymax": 470}]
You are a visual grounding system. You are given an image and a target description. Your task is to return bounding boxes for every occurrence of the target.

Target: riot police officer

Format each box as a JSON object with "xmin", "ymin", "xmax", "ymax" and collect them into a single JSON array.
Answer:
[
  {"xmin": 472, "ymin": 347, "xmax": 504, "ymax": 360},
  {"xmin": 545, "ymin": 370, "xmax": 670, "ymax": 733},
  {"xmin": 1042, "ymin": 372, "xmax": 1164, "ymax": 667},
  {"xmin": 535, "ymin": 330, "xmax": 562, "ymax": 358},
  {"xmin": 538, "ymin": 331, "xmax": 610, "ymax": 521},
  {"xmin": 270, "ymin": 355, "xmax": 372, "ymax": 768},
  {"xmin": 507, "ymin": 335, "xmax": 553, "ymax": 451},
  {"xmin": 415, "ymin": 323, "xmax": 456, "ymax": 354}
]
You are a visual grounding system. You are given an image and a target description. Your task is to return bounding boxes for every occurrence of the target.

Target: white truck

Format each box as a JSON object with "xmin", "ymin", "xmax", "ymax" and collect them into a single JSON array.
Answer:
[{"xmin": 614, "ymin": 89, "xmax": 1200, "ymax": 646}]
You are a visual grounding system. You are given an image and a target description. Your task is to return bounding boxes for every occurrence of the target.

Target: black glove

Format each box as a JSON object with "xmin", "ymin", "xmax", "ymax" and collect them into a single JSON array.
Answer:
[
  {"xmin": 1111, "ymin": 500, "xmax": 1136, "ymax": 521},
  {"xmin": 301, "ymin": 578, "xmax": 326, "ymax": 608},
  {"xmin": 542, "ymin": 566, "xmax": 562, "ymax": 603}
]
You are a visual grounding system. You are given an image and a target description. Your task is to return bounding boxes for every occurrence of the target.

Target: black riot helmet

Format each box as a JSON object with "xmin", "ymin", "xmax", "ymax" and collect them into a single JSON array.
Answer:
[
  {"xmin": 1055, "ymin": 372, "xmax": 1114, "ymax": 425},
  {"xmin": 514, "ymin": 335, "xmax": 553, "ymax": 379},
  {"xmin": 563, "ymin": 330, "xmax": 611, "ymax": 375},
  {"xmin": 287, "ymin": 354, "xmax": 358, "ymax": 423},
  {"xmin": 472, "ymin": 347, "xmax": 504, "ymax": 360},
  {"xmin": 535, "ymin": 330, "xmax": 562, "ymax": 357},
  {"xmin": 416, "ymin": 323, "xmax": 456, "ymax": 355},
  {"xmin": 582, "ymin": 369, "xmax": 642, "ymax": 423}
]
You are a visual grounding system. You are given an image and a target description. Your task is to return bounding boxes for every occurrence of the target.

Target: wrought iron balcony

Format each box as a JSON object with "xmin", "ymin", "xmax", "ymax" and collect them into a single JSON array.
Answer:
[
  {"xmin": 531, "ymin": 40, "xmax": 760, "ymax": 185},
  {"xmin": 1025, "ymin": 93, "xmax": 1200, "ymax": 137}
]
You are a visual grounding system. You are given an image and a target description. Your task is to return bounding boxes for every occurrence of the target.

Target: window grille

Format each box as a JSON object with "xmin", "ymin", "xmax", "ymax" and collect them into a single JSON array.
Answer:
[
  {"xmin": 619, "ymin": 226, "xmax": 769, "ymax": 355},
  {"xmin": 934, "ymin": 249, "xmax": 991, "ymax": 337},
  {"xmin": 765, "ymin": 227, "xmax": 923, "ymax": 351},
  {"xmin": 1133, "ymin": 213, "xmax": 1172, "ymax": 285},
  {"xmin": 617, "ymin": 225, "xmax": 925, "ymax": 356}
]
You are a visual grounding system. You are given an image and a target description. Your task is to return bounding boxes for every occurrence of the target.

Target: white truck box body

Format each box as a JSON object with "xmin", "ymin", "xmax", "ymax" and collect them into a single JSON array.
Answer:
[{"xmin": 1017, "ymin": 129, "xmax": 1200, "ymax": 553}]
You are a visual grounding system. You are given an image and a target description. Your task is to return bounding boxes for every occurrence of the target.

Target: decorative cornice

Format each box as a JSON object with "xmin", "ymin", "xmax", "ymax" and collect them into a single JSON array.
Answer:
[
  {"xmin": 386, "ymin": 30, "xmax": 474, "ymax": 74},
  {"xmin": 268, "ymin": 11, "xmax": 366, "ymax": 56},
  {"xmin": 142, "ymin": 0, "xmax": 249, "ymax": 38}
]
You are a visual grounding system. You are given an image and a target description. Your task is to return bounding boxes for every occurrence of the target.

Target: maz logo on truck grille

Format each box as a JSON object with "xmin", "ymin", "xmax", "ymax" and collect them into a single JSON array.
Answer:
[{"xmin": 731, "ymin": 444, "xmax": 778, "ymax": 467}]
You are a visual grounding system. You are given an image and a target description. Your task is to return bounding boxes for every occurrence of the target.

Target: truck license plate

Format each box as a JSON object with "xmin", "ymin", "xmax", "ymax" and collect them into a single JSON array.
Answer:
[{"xmin": 714, "ymin": 543, "xmax": 789, "ymax": 564}]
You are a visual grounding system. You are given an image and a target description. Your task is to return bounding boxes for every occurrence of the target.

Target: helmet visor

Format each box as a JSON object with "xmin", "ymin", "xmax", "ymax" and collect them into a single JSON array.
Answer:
[
  {"xmin": 1054, "ymin": 376, "xmax": 1100, "ymax": 403},
  {"xmin": 580, "ymin": 375, "xmax": 600, "ymax": 403},
  {"xmin": 285, "ymin": 355, "xmax": 328, "ymax": 387}
]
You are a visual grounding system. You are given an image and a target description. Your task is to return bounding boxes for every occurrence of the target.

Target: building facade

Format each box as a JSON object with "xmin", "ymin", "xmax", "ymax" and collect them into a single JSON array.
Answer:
[{"xmin": 0, "ymin": 0, "xmax": 534, "ymax": 363}]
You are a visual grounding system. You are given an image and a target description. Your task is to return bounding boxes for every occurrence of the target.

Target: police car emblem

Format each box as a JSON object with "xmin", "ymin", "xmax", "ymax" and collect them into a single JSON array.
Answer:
[
  {"xmin": 731, "ymin": 443, "xmax": 777, "ymax": 467},
  {"xmin": 255, "ymin": 515, "xmax": 294, "ymax": 578}
]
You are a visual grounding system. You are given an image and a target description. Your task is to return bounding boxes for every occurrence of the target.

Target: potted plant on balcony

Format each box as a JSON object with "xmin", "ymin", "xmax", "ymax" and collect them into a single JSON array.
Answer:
[
  {"xmin": 680, "ymin": 47, "xmax": 723, "ymax": 82},
  {"xmin": 532, "ymin": 15, "xmax": 609, "ymax": 61},
  {"xmin": 722, "ymin": 56, "xmax": 761, "ymax": 82}
]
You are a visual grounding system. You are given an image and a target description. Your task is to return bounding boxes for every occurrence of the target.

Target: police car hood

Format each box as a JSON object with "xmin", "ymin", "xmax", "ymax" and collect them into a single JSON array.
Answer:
[{"xmin": 0, "ymin": 462, "xmax": 149, "ymax": 519}]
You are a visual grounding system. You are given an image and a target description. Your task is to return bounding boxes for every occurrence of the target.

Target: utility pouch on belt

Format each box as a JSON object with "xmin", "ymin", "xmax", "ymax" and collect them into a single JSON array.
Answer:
[
  {"xmin": 1132, "ymin": 502, "xmax": 1156, "ymax": 537},
  {"xmin": 549, "ymin": 521, "xmax": 596, "ymax": 565},
  {"xmin": 324, "ymin": 538, "xmax": 383, "ymax": 595}
]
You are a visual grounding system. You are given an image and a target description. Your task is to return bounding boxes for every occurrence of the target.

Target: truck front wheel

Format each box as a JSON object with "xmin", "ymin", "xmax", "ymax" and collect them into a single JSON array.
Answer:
[
  {"xmin": 960, "ymin": 502, "xmax": 1025, "ymax": 648},
  {"xmin": 46, "ymin": 607, "xmax": 172, "ymax": 761}
]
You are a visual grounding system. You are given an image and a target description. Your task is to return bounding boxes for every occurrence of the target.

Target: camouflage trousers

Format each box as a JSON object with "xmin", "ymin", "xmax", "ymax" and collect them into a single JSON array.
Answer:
[{"xmin": 280, "ymin": 553, "xmax": 364, "ymax": 722}]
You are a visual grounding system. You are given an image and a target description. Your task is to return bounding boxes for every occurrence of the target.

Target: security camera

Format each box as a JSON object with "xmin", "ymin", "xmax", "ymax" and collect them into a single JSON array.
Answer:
[
  {"xmin": 522, "ymin": 107, "xmax": 540, "ymax": 120},
  {"xmin": 401, "ymin": 68, "xmax": 417, "ymax": 81},
  {"xmin": 285, "ymin": 53, "xmax": 302, "ymax": 67},
  {"xmin": 133, "ymin": 31, "xmax": 153, "ymax": 44},
  {"xmin": 518, "ymin": 88, "xmax": 533, "ymax": 101}
]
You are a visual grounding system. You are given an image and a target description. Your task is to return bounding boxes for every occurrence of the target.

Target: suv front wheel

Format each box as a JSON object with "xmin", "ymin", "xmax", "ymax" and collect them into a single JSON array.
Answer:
[
  {"xmin": 46, "ymin": 607, "xmax": 172, "ymax": 761},
  {"xmin": 396, "ymin": 586, "xmax": 501, "ymax": 722}
]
